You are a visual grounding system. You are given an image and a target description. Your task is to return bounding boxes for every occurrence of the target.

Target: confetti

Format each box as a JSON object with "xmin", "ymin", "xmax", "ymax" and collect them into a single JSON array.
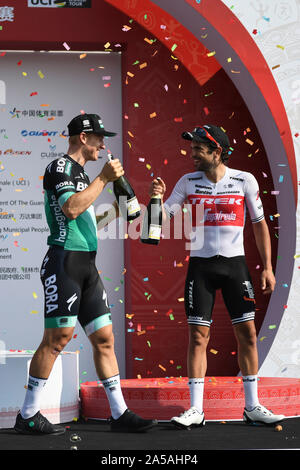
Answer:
[
  {"xmin": 207, "ymin": 51, "xmax": 216, "ymax": 57},
  {"xmin": 210, "ymin": 349, "xmax": 218, "ymax": 354},
  {"xmin": 63, "ymin": 42, "xmax": 70, "ymax": 50},
  {"xmin": 149, "ymin": 112, "xmax": 157, "ymax": 118},
  {"xmin": 37, "ymin": 70, "xmax": 44, "ymax": 79},
  {"xmin": 144, "ymin": 37, "xmax": 154, "ymax": 45}
]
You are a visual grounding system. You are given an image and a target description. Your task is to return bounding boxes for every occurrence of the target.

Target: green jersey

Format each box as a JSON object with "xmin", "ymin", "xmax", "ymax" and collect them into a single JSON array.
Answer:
[{"xmin": 43, "ymin": 154, "xmax": 98, "ymax": 251}]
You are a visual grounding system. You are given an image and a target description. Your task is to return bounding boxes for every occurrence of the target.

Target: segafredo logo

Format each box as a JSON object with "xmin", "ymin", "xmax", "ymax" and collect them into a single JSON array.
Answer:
[{"xmin": 21, "ymin": 129, "xmax": 68, "ymax": 137}]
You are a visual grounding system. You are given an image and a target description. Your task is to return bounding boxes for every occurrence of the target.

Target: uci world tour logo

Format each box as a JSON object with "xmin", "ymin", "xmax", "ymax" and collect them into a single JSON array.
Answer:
[{"xmin": 27, "ymin": 0, "xmax": 91, "ymax": 8}]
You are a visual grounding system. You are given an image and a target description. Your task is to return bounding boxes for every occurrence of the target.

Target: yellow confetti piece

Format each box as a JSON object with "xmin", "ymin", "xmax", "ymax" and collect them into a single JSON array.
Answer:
[
  {"xmin": 231, "ymin": 69, "xmax": 241, "ymax": 74},
  {"xmin": 159, "ymin": 364, "xmax": 166, "ymax": 371},
  {"xmin": 210, "ymin": 349, "xmax": 218, "ymax": 354},
  {"xmin": 144, "ymin": 37, "xmax": 154, "ymax": 44},
  {"xmin": 177, "ymin": 297, "xmax": 184, "ymax": 302},
  {"xmin": 32, "ymin": 292, "xmax": 38, "ymax": 299},
  {"xmin": 180, "ymin": 149, "xmax": 187, "ymax": 155},
  {"xmin": 38, "ymin": 70, "xmax": 44, "ymax": 79},
  {"xmin": 139, "ymin": 62, "xmax": 147, "ymax": 69},
  {"xmin": 227, "ymin": 57, "xmax": 232, "ymax": 62},
  {"xmin": 30, "ymin": 311, "xmax": 38, "ymax": 314},
  {"xmin": 22, "ymin": 72, "xmax": 27, "ymax": 77},
  {"xmin": 21, "ymin": 247, "xmax": 28, "ymax": 251},
  {"xmin": 276, "ymin": 45, "xmax": 285, "ymax": 50},
  {"xmin": 79, "ymin": 53, "xmax": 87, "ymax": 59},
  {"xmin": 137, "ymin": 374, "xmax": 142, "ymax": 379},
  {"xmin": 207, "ymin": 51, "xmax": 216, "ymax": 57},
  {"xmin": 127, "ymin": 71, "xmax": 134, "ymax": 77},
  {"xmin": 246, "ymin": 138, "xmax": 254, "ymax": 145},
  {"xmin": 273, "ymin": 213, "xmax": 280, "ymax": 218},
  {"xmin": 104, "ymin": 42, "xmax": 110, "ymax": 49},
  {"xmin": 146, "ymin": 164, "xmax": 151, "ymax": 170},
  {"xmin": 149, "ymin": 112, "xmax": 157, "ymax": 118},
  {"xmin": 128, "ymin": 131, "xmax": 134, "ymax": 138}
]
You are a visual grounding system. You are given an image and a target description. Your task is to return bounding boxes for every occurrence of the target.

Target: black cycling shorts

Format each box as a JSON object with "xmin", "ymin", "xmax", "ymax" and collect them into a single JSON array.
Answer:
[
  {"xmin": 184, "ymin": 256, "xmax": 256, "ymax": 327},
  {"xmin": 40, "ymin": 245, "xmax": 111, "ymax": 334}
]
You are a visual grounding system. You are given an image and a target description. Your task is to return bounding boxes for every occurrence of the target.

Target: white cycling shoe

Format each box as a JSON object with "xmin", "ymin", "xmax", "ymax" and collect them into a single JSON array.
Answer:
[
  {"xmin": 243, "ymin": 404, "xmax": 285, "ymax": 425},
  {"xmin": 171, "ymin": 406, "xmax": 205, "ymax": 430}
]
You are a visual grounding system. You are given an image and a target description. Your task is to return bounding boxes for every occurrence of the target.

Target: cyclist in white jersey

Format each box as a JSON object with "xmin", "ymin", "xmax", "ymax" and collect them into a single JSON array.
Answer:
[{"xmin": 150, "ymin": 125, "xmax": 285, "ymax": 428}]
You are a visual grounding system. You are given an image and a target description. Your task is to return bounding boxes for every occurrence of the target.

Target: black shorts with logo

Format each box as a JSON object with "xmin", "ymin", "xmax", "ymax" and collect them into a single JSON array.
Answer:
[
  {"xmin": 40, "ymin": 245, "xmax": 111, "ymax": 334},
  {"xmin": 184, "ymin": 256, "xmax": 256, "ymax": 327}
]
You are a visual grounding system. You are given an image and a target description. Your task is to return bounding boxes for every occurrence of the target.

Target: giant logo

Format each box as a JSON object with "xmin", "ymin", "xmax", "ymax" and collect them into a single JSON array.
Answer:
[{"xmin": 21, "ymin": 129, "xmax": 68, "ymax": 137}]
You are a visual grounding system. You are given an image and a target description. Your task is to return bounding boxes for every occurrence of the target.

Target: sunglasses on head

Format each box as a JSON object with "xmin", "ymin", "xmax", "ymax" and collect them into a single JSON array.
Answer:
[{"xmin": 194, "ymin": 127, "xmax": 222, "ymax": 150}]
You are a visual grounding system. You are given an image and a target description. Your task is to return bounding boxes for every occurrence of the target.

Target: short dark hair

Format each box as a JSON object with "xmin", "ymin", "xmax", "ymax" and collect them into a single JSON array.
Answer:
[{"xmin": 206, "ymin": 142, "xmax": 229, "ymax": 163}]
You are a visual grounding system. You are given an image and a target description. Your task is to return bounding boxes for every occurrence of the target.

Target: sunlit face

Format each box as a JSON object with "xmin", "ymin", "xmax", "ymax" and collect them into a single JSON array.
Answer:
[
  {"xmin": 81, "ymin": 132, "xmax": 105, "ymax": 161},
  {"xmin": 190, "ymin": 141, "xmax": 221, "ymax": 172}
]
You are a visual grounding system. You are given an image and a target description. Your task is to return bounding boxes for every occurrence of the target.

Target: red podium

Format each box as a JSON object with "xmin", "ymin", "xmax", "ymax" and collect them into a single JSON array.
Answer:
[{"xmin": 80, "ymin": 377, "xmax": 300, "ymax": 421}]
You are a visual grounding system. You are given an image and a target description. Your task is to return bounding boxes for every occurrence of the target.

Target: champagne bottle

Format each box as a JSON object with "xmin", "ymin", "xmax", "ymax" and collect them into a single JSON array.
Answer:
[
  {"xmin": 108, "ymin": 154, "xmax": 140, "ymax": 221},
  {"xmin": 140, "ymin": 194, "xmax": 162, "ymax": 245}
]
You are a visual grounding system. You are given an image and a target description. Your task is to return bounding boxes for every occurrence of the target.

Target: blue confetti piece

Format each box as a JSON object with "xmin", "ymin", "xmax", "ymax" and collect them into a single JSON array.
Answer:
[{"xmin": 279, "ymin": 175, "xmax": 284, "ymax": 183}]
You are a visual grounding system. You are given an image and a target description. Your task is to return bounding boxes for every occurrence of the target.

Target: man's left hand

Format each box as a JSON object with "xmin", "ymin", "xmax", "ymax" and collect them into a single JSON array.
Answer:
[{"xmin": 261, "ymin": 269, "xmax": 276, "ymax": 295}]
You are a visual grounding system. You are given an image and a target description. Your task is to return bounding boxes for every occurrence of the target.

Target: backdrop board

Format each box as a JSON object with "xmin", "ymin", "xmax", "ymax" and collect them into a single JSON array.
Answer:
[{"xmin": 0, "ymin": 51, "xmax": 126, "ymax": 381}]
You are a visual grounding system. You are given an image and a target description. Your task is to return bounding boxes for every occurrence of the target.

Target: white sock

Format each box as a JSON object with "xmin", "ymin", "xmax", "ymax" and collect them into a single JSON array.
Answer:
[
  {"xmin": 20, "ymin": 375, "xmax": 48, "ymax": 419},
  {"xmin": 242, "ymin": 375, "xmax": 259, "ymax": 411},
  {"xmin": 188, "ymin": 378, "xmax": 204, "ymax": 414},
  {"xmin": 101, "ymin": 374, "xmax": 128, "ymax": 420}
]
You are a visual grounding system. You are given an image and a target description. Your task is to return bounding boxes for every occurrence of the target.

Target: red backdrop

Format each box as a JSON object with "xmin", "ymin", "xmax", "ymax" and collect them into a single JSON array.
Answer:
[{"xmin": 1, "ymin": 0, "xmax": 277, "ymax": 377}]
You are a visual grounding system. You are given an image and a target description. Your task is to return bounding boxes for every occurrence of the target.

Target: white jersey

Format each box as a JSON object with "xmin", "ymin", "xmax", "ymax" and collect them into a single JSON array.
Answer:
[{"xmin": 164, "ymin": 166, "xmax": 264, "ymax": 258}]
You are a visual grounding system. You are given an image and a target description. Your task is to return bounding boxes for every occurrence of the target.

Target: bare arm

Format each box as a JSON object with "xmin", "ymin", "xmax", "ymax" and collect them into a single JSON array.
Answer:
[
  {"xmin": 252, "ymin": 219, "xmax": 276, "ymax": 294},
  {"xmin": 62, "ymin": 159, "xmax": 124, "ymax": 220}
]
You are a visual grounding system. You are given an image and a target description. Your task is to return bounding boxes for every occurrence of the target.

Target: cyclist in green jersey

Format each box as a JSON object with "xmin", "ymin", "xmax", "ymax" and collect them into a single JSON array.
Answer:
[{"xmin": 14, "ymin": 114, "xmax": 157, "ymax": 435}]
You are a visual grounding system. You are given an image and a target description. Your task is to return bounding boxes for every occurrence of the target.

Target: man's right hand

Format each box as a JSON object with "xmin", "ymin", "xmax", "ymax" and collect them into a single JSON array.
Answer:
[
  {"xmin": 150, "ymin": 177, "xmax": 166, "ymax": 198},
  {"xmin": 100, "ymin": 159, "xmax": 125, "ymax": 184}
]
